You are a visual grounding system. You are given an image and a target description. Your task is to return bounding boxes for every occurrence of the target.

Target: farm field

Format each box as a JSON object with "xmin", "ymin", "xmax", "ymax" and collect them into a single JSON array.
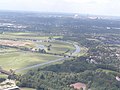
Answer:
[{"xmin": 0, "ymin": 32, "xmax": 82, "ymax": 74}]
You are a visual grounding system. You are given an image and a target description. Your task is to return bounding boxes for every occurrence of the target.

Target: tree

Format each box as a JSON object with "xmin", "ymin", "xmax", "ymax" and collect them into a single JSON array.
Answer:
[
  {"xmin": 47, "ymin": 44, "xmax": 52, "ymax": 51},
  {"xmin": 38, "ymin": 49, "xmax": 46, "ymax": 53}
]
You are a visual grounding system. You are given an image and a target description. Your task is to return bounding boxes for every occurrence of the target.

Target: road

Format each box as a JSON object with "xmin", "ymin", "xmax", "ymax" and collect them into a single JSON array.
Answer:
[
  {"xmin": 15, "ymin": 41, "xmax": 80, "ymax": 72},
  {"xmin": 55, "ymin": 40, "xmax": 80, "ymax": 55},
  {"xmin": 72, "ymin": 44, "xmax": 81, "ymax": 55},
  {"xmin": 15, "ymin": 57, "xmax": 68, "ymax": 72}
]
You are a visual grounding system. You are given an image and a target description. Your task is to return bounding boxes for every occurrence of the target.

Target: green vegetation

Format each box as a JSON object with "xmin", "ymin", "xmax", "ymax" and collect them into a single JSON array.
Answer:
[
  {"xmin": 0, "ymin": 32, "xmax": 63, "ymax": 40},
  {"xmin": 0, "ymin": 12, "xmax": 120, "ymax": 90},
  {"xmin": 38, "ymin": 41, "xmax": 75, "ymax": 55},
  {"xmin": 0, "ymin": 51, "xmax": 61, "ymax": 70},
  {"xmin": 14, "ymin": 32, "xmax": 120, "ymax": 90},
  {"xmin": 21, "ymin": 88, "xmax": 36, "ymax": 90},
  {"xmin": 0, "ymin": 32, "xmax": 80, "ymax": 74},
  {"xmin": 17, "ymin": 56, "xmax": 120, "ymax": 90},
  {"xmin": 0, "ymin": 74, "xmax": 8, "ymax": 78}
]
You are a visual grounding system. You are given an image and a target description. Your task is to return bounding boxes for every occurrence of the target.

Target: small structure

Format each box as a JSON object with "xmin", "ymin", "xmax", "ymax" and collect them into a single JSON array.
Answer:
[
  {"xmin": 70, "ymin": 82, "xmax": 87, "ymax": 90},
  {"xmin": 0, "ymin": 68, "xmax": 15, "ymax": 76},
  {"xmin": 0, "ymin": 68, "xmax": 19, "ymax": 90},
  {"xmin": 0, "ymin": 79, "xmax": 20, "ymax": 90},
  {"xmin": 116, "ymin": 76, "xmax": 120, "ymax": 81}
]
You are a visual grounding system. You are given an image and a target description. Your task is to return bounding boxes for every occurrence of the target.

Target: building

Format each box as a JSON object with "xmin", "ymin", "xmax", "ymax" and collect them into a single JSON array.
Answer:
[
  {"xmin": 0, "ymin": 79, "xmax": 20, "ymax": 90},
  {"xmin": 116, "ymin": 76, "xmax": 120, "ymax": 81},
  {"xmin": 70, "ymin": 82, "xmax": 87, "ymax": 90}
]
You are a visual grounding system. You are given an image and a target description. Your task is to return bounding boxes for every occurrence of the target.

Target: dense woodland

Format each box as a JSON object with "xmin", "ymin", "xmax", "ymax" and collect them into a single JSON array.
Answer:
[{"xmin": 16, "ymin": 56, "xmax": 120, "ymax": 90}]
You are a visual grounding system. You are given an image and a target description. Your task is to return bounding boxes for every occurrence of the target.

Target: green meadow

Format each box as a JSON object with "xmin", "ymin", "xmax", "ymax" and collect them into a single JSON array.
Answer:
[
  {"xmin": 0, "ymin": 32, "xmax": 84, "ymax": 74},
  {"xmin": 0, "ymin": 50, "xmax": 61, "ymax": 70}
]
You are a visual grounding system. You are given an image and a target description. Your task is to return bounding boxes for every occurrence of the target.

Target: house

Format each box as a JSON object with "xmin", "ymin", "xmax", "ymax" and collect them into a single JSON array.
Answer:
[
  {"xmin": 3, "ymin": 86, "xmax": 20, "ymax": 90},
  {"xmin": 0, "ymin": 69, "xmax": 12, "ymax": 76},
  {"xmin": 70, "ymin": 82, "xmax": 87, "ymax": 90},
  {"xmin": 0, "ymin": 79, "xmax": 20, "ymax": 90},
  {"xmin": 116, "ymin": 76, "xmax": 120, "ymax": 81}
]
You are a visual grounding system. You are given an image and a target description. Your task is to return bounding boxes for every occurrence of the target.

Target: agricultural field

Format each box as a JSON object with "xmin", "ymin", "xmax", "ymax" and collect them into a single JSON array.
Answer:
[{"xmin": 0, "ymin": 32, "xmax": 82, "ymax": 75}]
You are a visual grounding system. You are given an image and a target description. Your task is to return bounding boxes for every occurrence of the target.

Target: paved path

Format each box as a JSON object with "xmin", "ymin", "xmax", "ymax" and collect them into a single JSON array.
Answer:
[
  {"xmin": 55, "ymin": 40, "xmax": 81, "ymax": 55},
  {"xmin": 15, "ymin": 57, "xmax": 68, "ymax": 72},
  {"xmin": 72, "ymin": 44, "xmax": 80, "ymax": 55}
]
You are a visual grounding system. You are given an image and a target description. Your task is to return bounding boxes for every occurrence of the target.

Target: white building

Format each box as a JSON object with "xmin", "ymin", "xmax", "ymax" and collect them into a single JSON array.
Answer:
[
  {"xmin": 116, "ymin": 76, "xmax": 120, "ymax": 81},
  {"xmin": 0, "ymin": 79, "xmax": 20, "ymax": 90}
]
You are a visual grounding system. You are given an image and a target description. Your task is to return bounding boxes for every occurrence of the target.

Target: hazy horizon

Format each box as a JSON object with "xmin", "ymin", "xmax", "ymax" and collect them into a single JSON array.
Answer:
[{"xmin": 0, "ymin": 0, "xmax": 120, "ymax": 16}]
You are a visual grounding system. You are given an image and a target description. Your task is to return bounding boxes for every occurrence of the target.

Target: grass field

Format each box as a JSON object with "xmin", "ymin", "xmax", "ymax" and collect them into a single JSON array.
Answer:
[
  {"xmin": 21, "ymin": 88, "xmax": 36, "ymax": 90},
  {"xmin": 0, "ymin": 32, "xmax": 66, "ymax": 79},
  {"xmin": 0, "ymin": 74, "xmax": 8, "ymax": 78},
  {"xmin": 0, "ymin": 32, "xmax": 85, "ymax": 74},
  {"xmin": 0, "ymin": 32, "xmax": 63, "ymax": 40},
  {"xmin": 0, "ymin": 32, "xmax": 87, "ymax": 90},
  {"xmin": 0, "ymin": 32, "xmax": 75, "ymax": 55},
  {"xmin": 0, "ymin": 49, "xmax": 61, "ymax": 70},
  {"xmin": 37, "ymin": 41, "xmax": 75, "ymax": 55}
]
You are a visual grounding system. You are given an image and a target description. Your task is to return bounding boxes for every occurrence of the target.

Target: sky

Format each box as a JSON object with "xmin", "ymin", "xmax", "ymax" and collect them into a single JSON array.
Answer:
[{"xmin": 0, "ymin": 0, "xmax": 120, "ymax": 16}]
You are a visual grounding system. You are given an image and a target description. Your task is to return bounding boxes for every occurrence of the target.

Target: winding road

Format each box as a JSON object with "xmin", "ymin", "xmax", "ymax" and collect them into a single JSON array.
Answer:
[
  {"xmin": 15, "ymin": 57, "xmax": 68, "ymax": 72},
  {"xmin": 15, "ymin": 40, "xmax": 80, "ymax": 72},
  {"xmin": 72, "ymin": 44, "xmax": 81, "ymax": 55}
]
